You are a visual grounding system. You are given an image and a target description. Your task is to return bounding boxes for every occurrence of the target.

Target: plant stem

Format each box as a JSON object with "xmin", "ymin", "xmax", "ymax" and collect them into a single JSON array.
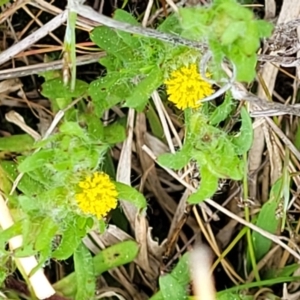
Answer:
[{"xmin": 243, "ymin": 152, "xmax": 260, "ymax": 282}]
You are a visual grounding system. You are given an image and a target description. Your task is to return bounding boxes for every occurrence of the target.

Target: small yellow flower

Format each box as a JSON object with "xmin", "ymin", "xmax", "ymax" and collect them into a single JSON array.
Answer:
[
  {"xmin": 164, "ymin": 64, "xmax": 214, "ymax": 109},
  {"xmin": 75, "ymin": 172, "xmax": 118, "ymax": 219}
]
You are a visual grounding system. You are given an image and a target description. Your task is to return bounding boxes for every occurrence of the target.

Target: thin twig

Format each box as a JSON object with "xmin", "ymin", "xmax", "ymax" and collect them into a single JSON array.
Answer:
[
  {"xmin": 0, "ymin": 53, "xmax": 104, "ymax": 80},
  {"xmin": 142, "ymin": 0, "xmax": 154, "ymax": 27},
  {"xmin": 165, "ymin": 0, "xmax": 179, "ymax": 13},
  {"xmin": 258, "ymin": 54, "xmax": 300, "ymax": 67},
  {"xmin": 231, "ymin": 83, "xmax": 300, "ymax": 117}
]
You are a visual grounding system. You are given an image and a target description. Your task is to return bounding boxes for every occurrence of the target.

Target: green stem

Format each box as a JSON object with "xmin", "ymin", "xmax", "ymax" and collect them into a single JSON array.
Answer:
[
  {"xmin": 211, "ymin": 226, "xmax": 247, "ymax": 273},
  {"xmin": 243, "ymin": 152, "xmax": 260, "ymax": 282},
  {"xmin": 64, "ymin": 8, "xmax": 77, "ymax": 91}
]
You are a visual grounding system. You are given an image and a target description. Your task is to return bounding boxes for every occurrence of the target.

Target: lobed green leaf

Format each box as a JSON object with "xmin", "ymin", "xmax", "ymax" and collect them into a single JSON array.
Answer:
[
  {"xmin": 159, "ymin": 275, "xmax": 187, "ymax": 300},
  {"xmin": 188, "ymin": 165, "xmax": 219, "ymax": 204},
  {"xmin": 114, "ymin": 182, "xmax": 147, "ymax": 210},
  {"xmin": 232, "ymin": 107, "xmax": 253, "ymax": 155}
]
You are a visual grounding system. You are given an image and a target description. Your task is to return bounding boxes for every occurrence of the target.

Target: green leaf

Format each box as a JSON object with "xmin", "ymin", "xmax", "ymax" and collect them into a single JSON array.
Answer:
[
  {"xmin": 91, "ymin": 27, "xmax": 133, "ymax": 61},
  {"xmin": 35, "ymin": 217, "xmax": 58, "ymax": 251},
  {"xmin": 1, "ymin": 161, "xmax": 45, "ymax": 196},
  {"xmin": 0, "ymin": 163, "xmax": 13, "ymax": 194},
  {"xmin": 70, "ymin": 144, "xmax": 107, "ymax": 171},
  {"xmin": 103, "ymin": 122, "xmax": 126, "ymax": 144},
  {"xmin": 53, "ymin": 240, "xmax": 139, "ymax": 297},
  {"xmin": 194, "ymin": 138, "xmax": 243, "ymax": 180},
  {"xmin": 0, "ymin": 134, "xmax": 34, "ymax": 152},
  {"xmin": 179, "ymin": 7, "xmax": 209, "ymax": 41},
  {"xmin": 252, "ymin": 179, "xmax": 282, "ymax": 261},
  {"xmin": 158, "ymin": 144, "xmax": 192, "ymax": 170},
  {"xmin": 18, "ymin": 195, "xmax": 40, "ymax": 212},
  {"xmin": 230, "ymin": 51, "xmax": 257, "ymax": 82},
  {"xmin": 209, "ymin": 93, "xmax": 233, "ymax": 125},
  {"xmin": 264, "ymin": 264, "xmax": 300, "ymax": 280},
  {"xmin": 158, "ymin": 14, "xmax": 181, "ymax": 34},
  {"xmin": 252, "ymin": 199, "xmax": 278, "ymax": 260},
  {"xmin": 0, "ymin": 160, "xmax": 17, "ymax": 180},
  {"xmin": 89, "ymin": 73, "xmax": 131, "ymax": 116},
  {"xmin": 99, "ymin": 54, "xmax": 121, "ymax": 71},
  {"xmin": 18, "ymin": 149, "xmax": 55, "ymax": 173},
  {"xmin": 84, "ymin": 114, "xmax": 104, "ymax": 141},
  {"xmin": 215, "ymin": 2, "xmax": 253, "ymax": 21},
  {"xmin": 59, "ymin": 122, "xmax": 85, "ymax": 137},
  {"xmin": 102, "ymin": 152, "xmax": 116, "ymax": 178},
  {"xmin": 114, "ymin": 182, "xmax": 147, "ymax": 210},
  {"xmin": 170, "ymin": 252, "xmax": 190, "ymax": 285},
  {"xmin": 113, "ymin": 9, "xmax": 140, "ymax": 48},
  {"xmin": 150, "ymin": 253, "xmax": 190, "ymax": 300},
  {"xmin": 255, "ymin": 20, "xmax": 274, "ymax": 38},
  {"xmin": 52, "ymin": 219, "xmax": 83, "ymax": 260},
  {"xmin": 158, "ymin": 152, "xmax": 189, "ymax": 169},
  {"xmin": 209, "ymin": 40, "xmax": 225, "ymax": 75},
  {"xmin": 237, "ymin": 23, "xmax": 260, "ymax": 55},
  {"xmin": 114, "ymin": 9, "xmax": 138, "ymax": 24},
  {"xmin": 74, "ymin": 242, "xmax": 95, "ymax": 300},
  {"xmin": 179, "ymin": 3, "xmax": 272, "ymax": 84},
  {"xmin": 25, "ymin": 168, "xmax": 54, "ymax": 190},
  {"xmin": 0, "ymin": 269, "xmax": 7, "ymax": 286},
  {"xmin": 188, "ymin": 166, "xmax": 219, "ymax": 204},
  {"xmin": 159, "ymin": 275, "xmax": 187, "ymax": 300},
  {"xmin": 94, "ymin": 240, "xmax": 138, "ymax": 272},
  {"xmin": 0, "ymin": 0, "xmax": 10, "ymax": 5},
  {"xmin": 85, "ymin": 114, "xmax": 104, "ymax": 142},
  {"xmin": 0, "ymin": 221, "xmax": 23, "ymax": 249},
  {"xmin": 125, "ymin": 66, "xmax": 163, "ymax": 111},
  {"xmin": 232, "ymin": 107, "xmax": 253, "ymax": 155},
  {"xmin": 221, "ymin": 21, "xmax": 246, "ymax": 45},
  {"xmin": 30, "ymin": 246, "xmax": 52, "ymax": 277},
  {"xmin": 146, "ymin": 102, "xmax": 165, "ymax": 140},
  {"xmin": 41, "ymin": 78, "xmax": 88, "ymax": 109}
]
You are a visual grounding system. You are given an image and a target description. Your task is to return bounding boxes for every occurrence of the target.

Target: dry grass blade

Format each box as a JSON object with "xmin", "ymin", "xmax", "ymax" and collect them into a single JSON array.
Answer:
[
  {"xmin": 116, "ymin": 108, "xmax": 137, "ymax": 224},
  {"xmin": 5, "ymin": 111, "xmax": 41, "ymax": 141},
  {"xmin": 0, "ymin": 53, "xmax": 104, "ymax": 80},
  {"xmin": 0, "ymin": 11, "xmax": 68, "ymax": 66}
]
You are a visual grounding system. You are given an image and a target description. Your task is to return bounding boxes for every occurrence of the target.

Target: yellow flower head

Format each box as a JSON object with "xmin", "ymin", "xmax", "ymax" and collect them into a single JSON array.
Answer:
[
  {"xmin": 164, "ymin": 64, "xmax": 214, "ymax": 110},
  {"xmin": 75, "ymin": 172, "xmax": 118, "ymax": 219}
]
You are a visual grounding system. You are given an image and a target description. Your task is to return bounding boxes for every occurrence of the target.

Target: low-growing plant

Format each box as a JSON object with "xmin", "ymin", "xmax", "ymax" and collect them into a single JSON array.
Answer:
[{"xmin": 0, "ymin": 0, "xmax": 277, "ymax": 299}]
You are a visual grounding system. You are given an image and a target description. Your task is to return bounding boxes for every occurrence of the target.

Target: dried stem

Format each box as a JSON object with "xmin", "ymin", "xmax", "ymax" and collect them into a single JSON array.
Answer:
[{"xmin": 0, "ymin": 53, "xmax": 104, "ymax": 80}]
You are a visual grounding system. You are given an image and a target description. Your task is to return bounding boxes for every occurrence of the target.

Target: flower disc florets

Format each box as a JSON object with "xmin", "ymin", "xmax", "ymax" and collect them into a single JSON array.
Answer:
[
  {"xmin": 75, "ymin": 172, "xmax": 118, "ymax": 219},
  {"xmin": 164, "ymin": 64, "xmax": 214, "ymax": 109}
]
